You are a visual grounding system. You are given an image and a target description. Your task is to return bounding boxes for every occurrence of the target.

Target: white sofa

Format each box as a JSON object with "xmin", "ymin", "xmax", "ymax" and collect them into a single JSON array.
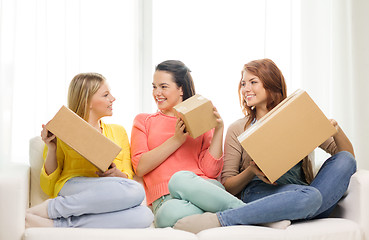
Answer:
[{"xmin": 1, "ymin": 136, "xmax": 368, "ymax": 240}]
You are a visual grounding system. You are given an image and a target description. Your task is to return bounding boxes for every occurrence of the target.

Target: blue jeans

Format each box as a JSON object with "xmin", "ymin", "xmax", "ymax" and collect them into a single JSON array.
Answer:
[
  {"xmin": 49, "ymin": 177, "xmax": 154, "ymax": 228},
  {"xmin": 153, "ymin": 171, "xmax": 245, "ymax": 228},
  {"xmin": 217, "ymin": 151, "xmax": 356, "ymax": 226}
]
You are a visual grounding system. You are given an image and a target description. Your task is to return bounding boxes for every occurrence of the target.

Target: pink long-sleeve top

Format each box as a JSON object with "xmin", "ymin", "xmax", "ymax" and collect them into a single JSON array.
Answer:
[{"xmin": 130, "ymin": 112, "xmax": 224, "ymax": 205}]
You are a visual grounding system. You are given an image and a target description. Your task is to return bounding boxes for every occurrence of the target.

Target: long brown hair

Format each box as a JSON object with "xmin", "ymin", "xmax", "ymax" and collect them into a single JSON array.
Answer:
[{"xmin": 238, "ymin": 59, "xmax": 287, "ymax": 129}]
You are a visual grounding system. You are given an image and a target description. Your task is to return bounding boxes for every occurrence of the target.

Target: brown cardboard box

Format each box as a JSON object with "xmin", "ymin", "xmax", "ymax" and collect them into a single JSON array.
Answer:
[
  {"xmin": 174, "ymin": 94, "xmax": 218, "ymax": 139},
  {"xmin": 237, "ymin": 89, "xmax": 337, "ymax": 183},
  {"xmin": 45, "ymin": 105, "xmax": 122, "ymax": 172}
]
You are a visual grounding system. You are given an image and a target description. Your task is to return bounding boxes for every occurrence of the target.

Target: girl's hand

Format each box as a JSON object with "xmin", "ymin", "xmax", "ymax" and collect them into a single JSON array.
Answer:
[
  {"xmin": 172, "ymin": 118, "xmax": 189, "ymax": 145},
  {"xmin": 329, "ymin": 119, "xmax": 341, "ymax": 135},
  {"xmin": 40, "ymin": 124, "xmax": 57, "ymax": 149},
  {"xmin": 328, "ymin": 118, "xmax": 355, "ymax": 157},
  {"xmin": 213, "ymin": 106, "xmax": 224, "ymax": 130},
  {"xmin": 96, "ymin": 162, "xmax": 128, "ymax": 178},
  {"xmin": 249, "ymin": 161, "xmax": 276, "ymax": 185}
]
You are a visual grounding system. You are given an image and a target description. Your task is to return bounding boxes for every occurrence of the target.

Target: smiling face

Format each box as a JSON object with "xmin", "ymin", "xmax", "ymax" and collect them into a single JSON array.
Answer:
[
  {"xmin": 240, "ymin": 70, "xmax": 268, "ymax": 110},
  {"xmin": 89, "ymin": 81, "xmax": 115, "ymax": 120},
  {"xmin": 152, "ymin": 70, "xmax": 183, "ymax": 116}
]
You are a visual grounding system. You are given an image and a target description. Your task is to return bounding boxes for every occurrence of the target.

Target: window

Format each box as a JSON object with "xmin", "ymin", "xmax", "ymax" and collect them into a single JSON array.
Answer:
[
  {"xmin": 152, "ymin": 0, "xmax": 301, "ymax": 130},
  {"xmin": 1, "ymin": 0, "xmax": 302, "ymax": 164},
  {"xmin": 3, "ymin": 0, "xmax": 138, "ymax": 162}
]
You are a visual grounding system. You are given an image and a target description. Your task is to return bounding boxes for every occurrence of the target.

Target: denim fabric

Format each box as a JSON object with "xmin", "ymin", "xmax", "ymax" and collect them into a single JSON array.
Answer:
[
  {"xmin": 217, "ymin": 151, "xmax": 356, "ymax": 226},
  {"xmin": 154, "ymin": 171, "xmax": 245, "ymax": 228},
  {"xmin": 310, "ymin": 151, "xmax": 357, "ymax": 218},
  {"xmin": 49, "ymin": 177, "xmax": 153, "ymax": 228},
  {"xmin": 275, "ymin": 161, "xmax": 308, "ymax": 185}
]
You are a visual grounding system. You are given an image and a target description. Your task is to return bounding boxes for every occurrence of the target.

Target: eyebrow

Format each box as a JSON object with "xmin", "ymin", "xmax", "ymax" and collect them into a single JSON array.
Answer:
[
  {"xmin": 152, "ymin": 83, "xmax": 170, "ymax": 86},
  {"xmin": 248, "ymin": 77, "xmax": 257, "ymax": 81}
]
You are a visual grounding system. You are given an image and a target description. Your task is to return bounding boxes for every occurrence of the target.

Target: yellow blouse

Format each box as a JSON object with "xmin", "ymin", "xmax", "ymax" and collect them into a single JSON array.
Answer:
[{"xmin": 40, "ymin": 121, "xmax": 134, "ymax": 198}]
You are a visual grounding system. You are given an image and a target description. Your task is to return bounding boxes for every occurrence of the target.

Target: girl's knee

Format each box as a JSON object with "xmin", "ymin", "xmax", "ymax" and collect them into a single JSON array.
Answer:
[
  {"xmin": 154, "ymin": 200, "xmax": 181, "ymax": 228},
  {"xmin": 333, "ymin": 151, "xmax": 357, "ymax": 176},
  {"xmin": 129, "ymin": 180, "xmax": 146, "ymax": 199},
  {"xmin": 341, "ymin": 151, "xmax": 357, "ymax": 172},
  {"xmin": 113, "ymin": 179, "xmax": 146, "ymax": 206},
  {"xmin": 169, "ymin": 171, "xmax": 196, "ymax": 186},
  {"xmin": 299, "ymin": 187, "xmax": 322, "ymax": 218},
  {"xmin": 154, "ymin": 199, "xmax": 202, "ymax": 228},
  {"xmin": 168, "ymin": 171, "xmax": 197, "ymax": 193},
  {"xmin": 120, "ymin": 178, "xmax": 145, "ymax": 193},
  {"xmin": 135, "ymin": 206, "xmax": 154, "ymax": 228}
]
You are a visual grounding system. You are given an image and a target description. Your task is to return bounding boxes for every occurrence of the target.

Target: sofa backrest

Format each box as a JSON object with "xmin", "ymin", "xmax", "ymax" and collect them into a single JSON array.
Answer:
[{"xmin": 29, "ymin": 136, "xmax": 49, "ymax": 207}]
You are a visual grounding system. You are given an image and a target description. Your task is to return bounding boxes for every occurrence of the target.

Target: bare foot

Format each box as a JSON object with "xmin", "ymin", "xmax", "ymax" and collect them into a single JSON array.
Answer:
[
  {"xmin": 25, "ymin": 213, "xmax": 53, "ymax": 228},
  {"xmin": 26, "ymin": 199, "xmax": 50, "ymax": 218}
]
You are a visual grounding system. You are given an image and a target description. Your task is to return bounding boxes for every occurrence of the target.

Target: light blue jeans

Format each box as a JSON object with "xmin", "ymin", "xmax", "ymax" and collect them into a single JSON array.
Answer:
[
  {"xmin": 49, "ymin": 177, "xmax": 154, "ymax": 228},
  {"xmin": 153, "ymin": 171, "xmax": 245, "ymax": 228},
  {"xmin": 217, "ymin": 151, "xmax": 357, "ymax": 226}
]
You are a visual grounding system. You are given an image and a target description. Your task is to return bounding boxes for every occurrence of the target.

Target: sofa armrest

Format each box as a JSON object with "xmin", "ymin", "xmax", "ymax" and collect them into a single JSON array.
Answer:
[
  {"xmin": 0, "ymin": 163, "xmax": 30, "ymax": 240},
  {"xmin": 331, "ymin": 169, "xmax": 369, "ymax": 239}
]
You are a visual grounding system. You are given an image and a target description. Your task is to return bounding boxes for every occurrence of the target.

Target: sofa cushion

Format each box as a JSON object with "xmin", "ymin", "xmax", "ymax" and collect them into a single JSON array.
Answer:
[
  {"xmin": 25, "ymin": 219, "xmax": 361, "ymax": 240},
  {"xmin": 24, "ymin": 227, "xmax": 197, "ymax": 240},
  {"xmin": 196, "ymin": 218, "xmax": 362, "ymax": 240}
]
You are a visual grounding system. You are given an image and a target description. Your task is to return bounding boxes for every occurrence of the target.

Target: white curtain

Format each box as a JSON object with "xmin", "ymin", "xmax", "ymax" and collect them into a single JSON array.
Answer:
[
  {"xmin": 0, "ymin": 0, "xmax": 140, "ymax": 164},
  {"xmin": 300, "ymin": 0, "xmax": 369, "ymax": 170},
  {"xmin": 152, "ymin": 0, "xmax": 302, "ymax": 134},
  {"xmin": 1, "ymin": 0, "xmax": 368, "ymax": 170}
]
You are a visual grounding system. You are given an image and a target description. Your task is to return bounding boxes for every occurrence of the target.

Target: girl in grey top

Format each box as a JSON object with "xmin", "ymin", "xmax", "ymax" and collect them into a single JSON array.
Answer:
[{"xmin": 174, "ymin": 58, "xmax": 356, "ymax": 233}]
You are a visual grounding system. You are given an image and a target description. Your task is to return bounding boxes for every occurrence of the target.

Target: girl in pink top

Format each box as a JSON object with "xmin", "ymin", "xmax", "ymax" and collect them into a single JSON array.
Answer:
[{"xmin": 130, "ymin": 60, "xmax": 245, "ymax": 228}]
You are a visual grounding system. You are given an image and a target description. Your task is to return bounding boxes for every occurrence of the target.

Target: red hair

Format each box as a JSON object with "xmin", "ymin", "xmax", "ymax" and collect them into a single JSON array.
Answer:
[{"xmin": 238, "ymin": 58, "xmax": 287, "ymax": 129}]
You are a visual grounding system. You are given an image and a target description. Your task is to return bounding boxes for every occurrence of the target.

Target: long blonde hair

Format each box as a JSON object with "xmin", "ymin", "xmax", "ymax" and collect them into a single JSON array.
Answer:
[{"xmin": 67, "ymin": 73, "xmax": 106, "ymax": 121}]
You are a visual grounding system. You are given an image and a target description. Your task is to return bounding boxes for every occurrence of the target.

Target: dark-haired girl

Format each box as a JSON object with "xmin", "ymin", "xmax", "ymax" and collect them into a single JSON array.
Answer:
[{"xmin": 130, "ymin": 60, "xmax": 246, "ymax": 228}]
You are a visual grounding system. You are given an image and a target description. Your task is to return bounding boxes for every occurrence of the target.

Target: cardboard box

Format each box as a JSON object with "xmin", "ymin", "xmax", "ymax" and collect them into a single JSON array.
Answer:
[
  {"xmin": 45, "ymin": 105, "xmax": 121, "ymax": 172},
  {"xmin": 174, "ymin": 94, "xmax": 218, "ymax": 139},
  {"xmin": 237, "ymin": 89, "xmax": 337, "ymax": 183}
]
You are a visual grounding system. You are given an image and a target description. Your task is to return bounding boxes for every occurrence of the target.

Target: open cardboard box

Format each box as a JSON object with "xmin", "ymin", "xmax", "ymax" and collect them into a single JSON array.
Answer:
[
  {"xmin": 174, "ymin": 94, "xmax": 218, "ymax": 139},
  {"xmin": 237, "ymin": 89, "xmax": 337, "ymax": 183},
  {"xmin": 45, "ymin": 105, "xmax": 121, "ymax": 172}
]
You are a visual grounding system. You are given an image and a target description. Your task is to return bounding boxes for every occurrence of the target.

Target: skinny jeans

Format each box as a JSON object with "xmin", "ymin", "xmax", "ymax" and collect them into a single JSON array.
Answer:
[
  {"xmin": 217, "ymin": 151, "xmax": 357, "ymax": 226},
  {"xmin": 153, "ymin": 171, "xmax": 245, "ymax": 228}
]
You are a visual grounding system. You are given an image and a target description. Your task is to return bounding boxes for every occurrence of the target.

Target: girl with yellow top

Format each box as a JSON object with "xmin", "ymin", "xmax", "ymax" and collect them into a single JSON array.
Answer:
[{"xmin": 26, "ymin": 73, "xmax": 153, "ymax": 228}]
